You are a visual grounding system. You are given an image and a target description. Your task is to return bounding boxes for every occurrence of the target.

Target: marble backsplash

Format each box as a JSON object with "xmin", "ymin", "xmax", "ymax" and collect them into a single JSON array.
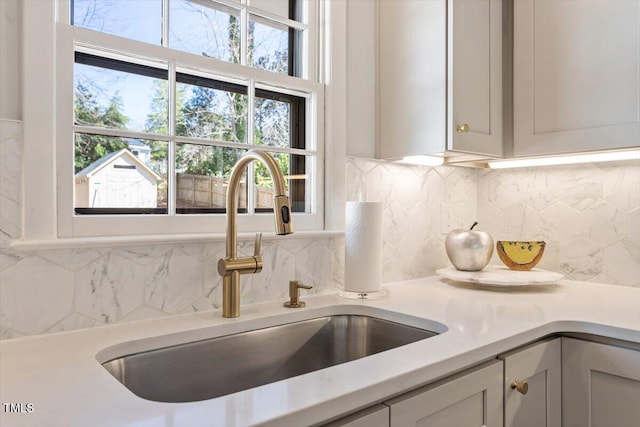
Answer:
[
  {"xmin": 476, "ymin": 161, "xmax": 640, "ymax": 286},
  {"xmin": 1, "ymin": 119, "xmax": 639, "ymax": 338},
  {"xmin": 348, "ymin": 156, "xmax": 640, "ymax": 287}
]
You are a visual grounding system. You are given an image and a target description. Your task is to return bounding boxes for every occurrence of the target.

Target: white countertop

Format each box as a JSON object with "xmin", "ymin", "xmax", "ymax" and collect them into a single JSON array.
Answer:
[{"xmin": 1, "ymin": 276, "xmax": 639, "ymax": 427}]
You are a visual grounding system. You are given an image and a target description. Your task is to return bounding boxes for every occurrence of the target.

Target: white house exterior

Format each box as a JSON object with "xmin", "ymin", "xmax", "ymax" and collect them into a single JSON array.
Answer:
[
  {"xmin": 75, "ymin": 149, "xmax": 161, "ymax": 208},
  {"xmin": 125, "ymin": 138, "xmax": 152, "ymax": 166}
]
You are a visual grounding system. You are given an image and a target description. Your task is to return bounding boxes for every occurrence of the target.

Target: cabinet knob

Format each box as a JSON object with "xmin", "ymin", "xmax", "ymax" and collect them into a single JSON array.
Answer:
[
  {"xmin": 511, "ymin": 380, "xmax": 529, "ymax": 395},
  {"xmin": 456, "ymin": 123, "xmax": 469, "ymax": 133}
]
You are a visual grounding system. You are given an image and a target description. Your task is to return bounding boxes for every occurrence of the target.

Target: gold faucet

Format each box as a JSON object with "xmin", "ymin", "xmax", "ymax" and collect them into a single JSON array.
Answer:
[{"xmin": 217, "ymin": 150, "xmax": 293, "ymax": 318}]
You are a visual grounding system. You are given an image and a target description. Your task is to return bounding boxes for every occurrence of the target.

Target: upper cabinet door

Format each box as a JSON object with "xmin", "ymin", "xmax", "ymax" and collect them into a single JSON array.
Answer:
[
  {"xmin": 513, "ymin": 0, "xmax": 640, "ymax": 157},
  {"xmin": 450, "ymin": 0, "xmax": 503, "ymax": 156},
  {"xmin": 378, "ymin": 0, "xmax": 447, "ymax": 159},
  {"xmin": 378, "ymin": 0, "xmax": 503, "ymax": 160}
]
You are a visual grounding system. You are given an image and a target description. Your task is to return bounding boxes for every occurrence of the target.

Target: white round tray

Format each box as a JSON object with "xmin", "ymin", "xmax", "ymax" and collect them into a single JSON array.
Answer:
[{"xmin": 436, "ymin": 266, "xmax": 564, "ymax": 287}]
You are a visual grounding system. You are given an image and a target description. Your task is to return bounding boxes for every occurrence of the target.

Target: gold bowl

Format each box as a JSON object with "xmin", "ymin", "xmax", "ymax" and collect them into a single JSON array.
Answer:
[{"xmin": 496, "ymin": 241, "xmax": 546, "ymax": 271}]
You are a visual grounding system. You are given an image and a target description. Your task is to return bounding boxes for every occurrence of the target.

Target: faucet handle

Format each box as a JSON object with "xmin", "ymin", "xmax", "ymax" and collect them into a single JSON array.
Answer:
[
  {"xmin": 284, "ymin": 280, "xmax": 313, "ymax": 308},
  {"xmin": 293, "ymin": 280, "xmax": 313, "ymax": 291},
  {"xmin": 253, "ymin": 233, "xmax": 262, "ymax": 257}
]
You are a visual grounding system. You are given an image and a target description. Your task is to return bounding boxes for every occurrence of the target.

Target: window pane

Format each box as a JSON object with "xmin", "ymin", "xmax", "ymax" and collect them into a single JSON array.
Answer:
[
  {"xmin": 254, "ymin": 89, "xmax": 305, "ymax": 148},
  {"xmin": 176, "ymin": 144, "xmax": 246, "ymax": 213},
  {"xmin": 254, "ymin": 97, "xmax": 290, "ymax": 147},
  {"xmin": 176, "ymin": 74, "xmax": 248, "ymax": 143},
  {"xmin": 249, "ymin": 15, "xmax": 300, "ymax": 76},
  {"xmin": 74, "ymin": 134, "xmax": 168, "ymax": 212},
  {"xmin": 254, "ymin": 152, "xmax": 309, "ymax": 213},
  {"xmin": 72, "ymin": 0, "xmax": 162, "ymax": 45},
  {"xmin": 74, "ymin": 53, "xmax": 168, "ymax": 133},
  {"xmin": 169, "ymin": 0, "xmax": 241, "ymax": 63}
]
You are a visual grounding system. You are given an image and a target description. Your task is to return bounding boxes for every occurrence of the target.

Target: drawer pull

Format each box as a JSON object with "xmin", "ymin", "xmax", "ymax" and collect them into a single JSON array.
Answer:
[
  {"xmin": 456, "ymin": 123, "xmax": 470, "ymax": 133},
  {"xmin": 511, "ymin": 380, "xmax": 529, "ymax": 394}
]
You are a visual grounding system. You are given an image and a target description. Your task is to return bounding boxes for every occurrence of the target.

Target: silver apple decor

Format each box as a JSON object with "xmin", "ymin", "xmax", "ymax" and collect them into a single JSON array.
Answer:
[{"xmin": 445, "ymin": 222, "xmax": 494, "ymax": 271}]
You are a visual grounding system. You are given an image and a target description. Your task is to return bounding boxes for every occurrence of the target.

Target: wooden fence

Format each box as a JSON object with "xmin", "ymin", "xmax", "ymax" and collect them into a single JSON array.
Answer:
[{"xmin": 176, "ymin": 174, "xmax": 274, "ymax": 209}]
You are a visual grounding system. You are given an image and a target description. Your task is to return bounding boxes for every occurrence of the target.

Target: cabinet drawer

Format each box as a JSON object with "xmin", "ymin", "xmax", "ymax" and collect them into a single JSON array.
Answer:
[{"xmin": 385, "ymin": 359, "xmax": 503, "ymax": 427}]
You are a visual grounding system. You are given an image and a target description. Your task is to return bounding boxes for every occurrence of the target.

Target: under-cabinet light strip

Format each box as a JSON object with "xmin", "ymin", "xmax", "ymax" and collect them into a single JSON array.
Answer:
[
  {"xmin": 395, "ymin": 155, "xmax": 445, "ymax": 166},
  {"xmin": 487, "ymin": 149, "xmax": 640, "ymax": 169}
]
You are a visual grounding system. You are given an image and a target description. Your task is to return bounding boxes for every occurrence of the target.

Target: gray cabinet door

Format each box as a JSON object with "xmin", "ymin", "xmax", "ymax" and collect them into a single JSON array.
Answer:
[
  {"xmin": 378, "ymin": 0, "xmax": 503, "ymax": 160},
  {"xmin": 563, "ymin": 337, "xmax": 640, "ymax": 427},
  {"xmin": 450, "ymin": 0, "xmax": 503, "ymax": 157},
  {"xmin": 500, "ymin": 338, "xmax": 561, "ymax": 427},
  {"xmin": 513, "ymin": 0, "xmax": 640, "ymax": 156},
  {"xmin": 386, "ymin": 360, "xmax": 503, "ymax": 427}
]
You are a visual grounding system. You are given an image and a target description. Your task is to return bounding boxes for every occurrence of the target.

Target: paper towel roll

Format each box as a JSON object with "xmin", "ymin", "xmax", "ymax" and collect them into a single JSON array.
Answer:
[{"xmin": 345, "ymin": 201, "xmax": 383, "ymax": 292}]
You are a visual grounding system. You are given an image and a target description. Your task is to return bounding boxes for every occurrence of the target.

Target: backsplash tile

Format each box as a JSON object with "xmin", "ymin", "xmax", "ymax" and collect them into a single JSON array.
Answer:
[
  {"xmin": 0, "ymin": 119, "xmax": 21, "ymax": 249},
  {"xmin": 0, "ymin": 256, "xmax": 74, "ymax": 335},
  {"xmin": 1, "ymin": 118, "xmax": 638, "ymax": 339},
  {"xmin": 477, "ymin": 161, "xmax": 640, "ymax": 287},
  {"xmin": 347, "ymin": 156, "xmax": 639, "ymax": 287},
  {"xmin": 345, "ymin": 157, "xmax": 476, "ymax": 283}
]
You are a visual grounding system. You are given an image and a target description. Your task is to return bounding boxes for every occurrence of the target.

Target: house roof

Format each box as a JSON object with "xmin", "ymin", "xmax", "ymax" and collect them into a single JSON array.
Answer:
[{"xmin": 75, "ymin": 149, "xmax": 161, "ymax": 181}]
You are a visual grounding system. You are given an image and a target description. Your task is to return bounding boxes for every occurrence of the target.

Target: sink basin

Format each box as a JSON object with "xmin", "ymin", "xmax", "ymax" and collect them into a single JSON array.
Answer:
[{"xmin": 101, "ymin": 314, "xmax": 438, "ymax": 402}]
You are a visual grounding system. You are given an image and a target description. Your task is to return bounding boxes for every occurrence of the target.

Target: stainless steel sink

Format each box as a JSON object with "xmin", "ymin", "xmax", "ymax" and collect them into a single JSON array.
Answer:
[{"xmin": 101, "ymin": 314, "xmax": 438, "ymax": 402}]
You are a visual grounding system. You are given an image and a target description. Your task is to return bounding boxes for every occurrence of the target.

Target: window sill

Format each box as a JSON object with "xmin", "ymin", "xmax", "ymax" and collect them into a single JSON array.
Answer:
[{"xmin": 10, "ymin": 230, "xmax": 344, "ymax": 252}]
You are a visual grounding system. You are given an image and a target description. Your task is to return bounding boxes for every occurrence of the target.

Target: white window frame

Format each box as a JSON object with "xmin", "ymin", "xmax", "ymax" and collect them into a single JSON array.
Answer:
[{"xmin": 22, "ymin": 0, "xmax": 327, "ymax": 242}]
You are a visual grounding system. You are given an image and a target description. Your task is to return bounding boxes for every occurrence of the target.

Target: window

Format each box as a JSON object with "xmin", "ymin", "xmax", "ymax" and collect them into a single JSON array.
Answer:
[{"xmin": 46, "ymin": 0, "xmax": 322, "ymax": 237}]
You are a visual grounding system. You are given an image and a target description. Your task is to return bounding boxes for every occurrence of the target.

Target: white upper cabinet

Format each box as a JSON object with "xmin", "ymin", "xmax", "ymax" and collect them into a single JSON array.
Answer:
[
  {"xmin": 450, "ymin": 0, "xmax": 504, "ymax": 157},
  {"xmin": 378, "ymin": 0, "xmax": 503, "ymax": 161},
  {"xmin": 513, "ymin": 0, "xmax": 640, "ymax": 156}
]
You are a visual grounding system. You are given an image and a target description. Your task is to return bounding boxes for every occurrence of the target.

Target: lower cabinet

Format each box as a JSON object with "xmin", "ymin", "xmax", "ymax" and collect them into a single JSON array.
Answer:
[
  {"xmin": 323, "ymin": 336, "xmax": 639, "ymax": 427},
  {"xmin": 322, "ymin": 360, "xmax": 503, "ymax": 427},
  {"xmin": 385, "ymin": 360, "xmax": 503, "ymax": 427},
  {"xmin": 499, "ymin": 338, "xmax": 561, "ymax": 427},
  {"xmin": 562, "ymin": 337, "xmax": 640, "ymax": 427}
]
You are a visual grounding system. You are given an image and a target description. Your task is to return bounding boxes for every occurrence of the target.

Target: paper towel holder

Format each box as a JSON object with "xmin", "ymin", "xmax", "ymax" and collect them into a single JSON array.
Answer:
[{"xmin": 338, "ymin": 286, "xmax": 389, "ymax": 300}]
